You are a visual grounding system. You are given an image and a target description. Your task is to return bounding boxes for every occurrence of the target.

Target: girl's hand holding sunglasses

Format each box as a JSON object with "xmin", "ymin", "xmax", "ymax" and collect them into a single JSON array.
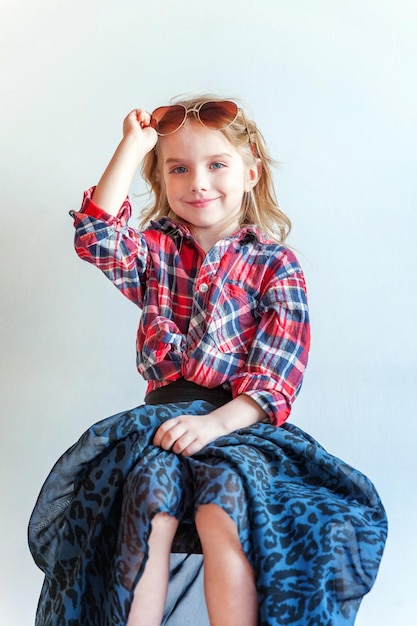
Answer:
[{"xmin": 122, "ymin": 109, "xmax": 158, "ymax": 154}]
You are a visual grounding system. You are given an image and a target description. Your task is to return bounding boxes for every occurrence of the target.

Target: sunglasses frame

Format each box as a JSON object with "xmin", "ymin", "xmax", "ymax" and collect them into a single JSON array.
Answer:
[{"xmin": 150, "ymin": 100, "xmax": 240, "ymax": 137}]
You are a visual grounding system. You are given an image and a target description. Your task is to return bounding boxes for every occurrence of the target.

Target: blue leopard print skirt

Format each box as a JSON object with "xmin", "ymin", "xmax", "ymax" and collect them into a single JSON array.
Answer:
[{"xmin": 28, "ymin": 400, "xmax": 387, "ymax": 625}]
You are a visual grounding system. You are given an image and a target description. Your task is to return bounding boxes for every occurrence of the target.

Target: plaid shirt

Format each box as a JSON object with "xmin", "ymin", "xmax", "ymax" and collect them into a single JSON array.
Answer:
[{"xmin": 70, "ymin": 188, "xmax": 310, "ymax": 426}]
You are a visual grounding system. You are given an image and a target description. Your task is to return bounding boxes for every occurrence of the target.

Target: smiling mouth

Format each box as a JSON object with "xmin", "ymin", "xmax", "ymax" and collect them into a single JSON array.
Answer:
[{"xmin": 187, "ymin": 198, "xmax": 218, "ymax": 208}]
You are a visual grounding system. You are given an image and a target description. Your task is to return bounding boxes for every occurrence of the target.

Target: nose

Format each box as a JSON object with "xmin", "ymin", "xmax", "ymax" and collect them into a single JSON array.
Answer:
[{"xmin": 189, "ymin": 168, "xmax": 209, "ymax": 193}]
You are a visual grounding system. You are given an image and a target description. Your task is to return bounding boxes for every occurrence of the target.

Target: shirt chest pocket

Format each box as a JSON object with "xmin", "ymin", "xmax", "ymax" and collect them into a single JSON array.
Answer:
[{"xmin": 206, "ymin": 282, "xmax": 258, "ymax": 354}]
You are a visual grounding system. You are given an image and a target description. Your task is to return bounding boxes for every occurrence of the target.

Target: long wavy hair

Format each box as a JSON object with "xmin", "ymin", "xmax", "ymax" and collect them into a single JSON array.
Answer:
[{"xmin": 139, "ymin": 94, "xmax": 291, "ymax": 243}]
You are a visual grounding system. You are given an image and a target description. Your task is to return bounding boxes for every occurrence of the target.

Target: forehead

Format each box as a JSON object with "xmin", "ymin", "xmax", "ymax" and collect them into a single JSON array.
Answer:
[{"xmin": 157, "ymin": 119, "xmax": 242, "ymax": 161}]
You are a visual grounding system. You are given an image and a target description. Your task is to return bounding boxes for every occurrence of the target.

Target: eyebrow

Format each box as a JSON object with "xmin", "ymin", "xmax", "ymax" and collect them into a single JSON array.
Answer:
[{"xmin": 164, "ymin": 153, "xmax": 233, "ymax": 165}]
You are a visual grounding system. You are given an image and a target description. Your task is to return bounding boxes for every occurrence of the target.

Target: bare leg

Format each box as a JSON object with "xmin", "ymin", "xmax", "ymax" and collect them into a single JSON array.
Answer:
[
  {"xmin": 195, "ymin": 504, "xmax": 258, "ymax": 626},
  {"xmin": 127, "ymin": 512, "xmax": 179, "ymax": 626}
]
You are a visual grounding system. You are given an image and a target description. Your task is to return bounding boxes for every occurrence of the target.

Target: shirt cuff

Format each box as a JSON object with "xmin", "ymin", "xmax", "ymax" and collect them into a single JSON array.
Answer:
[
  {"xmin": 69, "ymin": 187, "xmax": 132, "ymax": 226},
  {"xmin": 230, "ymin": 376, "xmax": 292, "ymax": 426}
]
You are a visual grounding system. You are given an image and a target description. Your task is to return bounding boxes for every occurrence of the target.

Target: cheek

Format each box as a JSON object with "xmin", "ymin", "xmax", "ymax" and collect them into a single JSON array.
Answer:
[
  {"xmin": 162, "ymin": 175, "xmax": 176, "ymax": 199},
  {"xmin": 230, "ymin": 162, "xmax": 250, "ymax": 191},
  {"xmin": 236, "ymin": 171, "xmax": 251, "ymax": 194}
]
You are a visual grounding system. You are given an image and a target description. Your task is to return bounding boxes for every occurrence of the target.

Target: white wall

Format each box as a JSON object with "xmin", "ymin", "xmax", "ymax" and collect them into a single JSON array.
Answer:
[{"xmin": 1, "ymin": 1, "xmax": 416, "ymax": 623}]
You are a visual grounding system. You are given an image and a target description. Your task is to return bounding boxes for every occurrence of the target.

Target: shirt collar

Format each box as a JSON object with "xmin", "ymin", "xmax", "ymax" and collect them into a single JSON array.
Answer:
[{"xmin": 149, "ymin": 217, "xmax": 272, "ymax": 245}]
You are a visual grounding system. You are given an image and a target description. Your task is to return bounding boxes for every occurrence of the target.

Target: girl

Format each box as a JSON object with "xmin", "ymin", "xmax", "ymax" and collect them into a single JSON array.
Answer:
[{"xmin": 29, "ymin": 96, "xmax": 387, "ymax": 626}]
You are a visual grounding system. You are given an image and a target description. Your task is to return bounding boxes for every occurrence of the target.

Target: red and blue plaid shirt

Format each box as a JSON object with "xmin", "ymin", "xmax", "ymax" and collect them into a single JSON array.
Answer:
[{"xmin": 70, "ymin": 188, "xmax": 310, "ymax": 426}]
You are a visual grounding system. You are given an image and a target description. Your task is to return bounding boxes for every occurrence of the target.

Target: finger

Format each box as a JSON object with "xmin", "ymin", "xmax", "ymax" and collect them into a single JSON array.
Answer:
[
  {"xmin": 152, "ymin": 420, "xmax": 175, "ymax": 446},
  {"xmin": 153, "ymin": 419, "xmax": 182, "ymax": 449},
  {"xmin": 172, "ymin": 432, "xmax": 198, "ymax": 455},
  {"xmin": 180, "ymin": 439, "xmax": 204, "ymax": 457},
  {"xmin": 134, "ymin": 109, "xmax": 152, "ymax": 129}
]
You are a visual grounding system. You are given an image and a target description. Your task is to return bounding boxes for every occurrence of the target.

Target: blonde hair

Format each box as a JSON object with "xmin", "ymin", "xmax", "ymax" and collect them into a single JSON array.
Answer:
[{"xmin": 139, "ymin": 94, "xmax": 291, "ymax": 242}]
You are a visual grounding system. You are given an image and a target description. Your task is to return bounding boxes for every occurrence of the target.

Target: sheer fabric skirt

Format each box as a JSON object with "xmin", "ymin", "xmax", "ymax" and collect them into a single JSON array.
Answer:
[{"xmin": 29, "ymin": 400, "xmax": 387, "ymax": 626}]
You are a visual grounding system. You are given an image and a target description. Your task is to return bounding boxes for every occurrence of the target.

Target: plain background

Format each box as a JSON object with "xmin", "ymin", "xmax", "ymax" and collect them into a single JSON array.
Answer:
[{"xmin": 1, "ymin": 0, "xmax": 416, "ymax": 624}]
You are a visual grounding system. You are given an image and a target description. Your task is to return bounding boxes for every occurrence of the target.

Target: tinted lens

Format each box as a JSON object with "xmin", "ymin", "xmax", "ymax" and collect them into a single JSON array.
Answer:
[
  {"xmin": 151, "ymin": 105, "xmax": 187, "ymax": 135},
  {"xmin": 198, "ymin": 101, "xmax": 238, "ymax": 129}
]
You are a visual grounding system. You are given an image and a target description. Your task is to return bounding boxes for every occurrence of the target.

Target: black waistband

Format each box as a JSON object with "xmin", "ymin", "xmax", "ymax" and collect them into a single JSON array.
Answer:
[{"xmin": 145, "ymin": 378, "xmax": 233, "ymax": 408}]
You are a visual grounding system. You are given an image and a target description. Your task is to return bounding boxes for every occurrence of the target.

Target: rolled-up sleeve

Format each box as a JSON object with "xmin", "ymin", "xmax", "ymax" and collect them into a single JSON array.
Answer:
[
  {"xmin": 229, "ymin": 269, "xmax": 310, "ymax": 426},
  {"xmin": 69, "ymin": 188, "xmax": 149, "ymax": 307}
]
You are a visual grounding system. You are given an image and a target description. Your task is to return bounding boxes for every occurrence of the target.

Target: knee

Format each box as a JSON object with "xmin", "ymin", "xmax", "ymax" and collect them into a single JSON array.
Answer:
[
  {"xmin": 150, "ymin": 512, "xmax": 178, "ymax": 533},
  {"xmin": 195, "ymin": 504, "xmax": 239, "ymax": 547},
  {"xmin": 148, "ymin": 512, "xmax": 179, "ymax": 550}
]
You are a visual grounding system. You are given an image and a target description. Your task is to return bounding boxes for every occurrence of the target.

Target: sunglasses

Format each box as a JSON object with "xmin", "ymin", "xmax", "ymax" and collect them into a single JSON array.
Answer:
[{"xmin": 150, "ymin": 100, "xmax": 240, "ymax": 136}]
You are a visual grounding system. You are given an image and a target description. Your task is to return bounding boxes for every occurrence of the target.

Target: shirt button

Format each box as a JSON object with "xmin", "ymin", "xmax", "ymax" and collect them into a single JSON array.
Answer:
[{"xmin": 198, "ymin": 283, "xmax": 209, "ymax": 293}]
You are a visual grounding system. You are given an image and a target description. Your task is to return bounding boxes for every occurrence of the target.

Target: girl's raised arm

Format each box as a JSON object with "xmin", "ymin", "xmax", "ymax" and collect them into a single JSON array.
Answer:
[{"xmin": 91, "ymin": 109, "xmax": 157, "ymax": 216}]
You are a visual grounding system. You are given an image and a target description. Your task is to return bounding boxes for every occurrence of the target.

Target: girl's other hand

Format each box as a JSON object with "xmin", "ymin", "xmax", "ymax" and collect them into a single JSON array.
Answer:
[
  {"xmin": 153, "ymin": 413, "xmax": 227, "ymax": 457},
  {"xmin": 153, "ymin": 395, "xmax": 266, "ymax": 457}
]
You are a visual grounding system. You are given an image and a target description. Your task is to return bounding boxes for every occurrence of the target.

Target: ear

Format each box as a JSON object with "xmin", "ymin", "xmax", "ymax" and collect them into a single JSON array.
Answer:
[{"xmin": 244, "ymin": 160, "xmax": 262, "ymax": 192}]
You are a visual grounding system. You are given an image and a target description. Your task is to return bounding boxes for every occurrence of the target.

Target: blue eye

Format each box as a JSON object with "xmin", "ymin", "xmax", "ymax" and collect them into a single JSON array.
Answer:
[
  {"xmin": 171, "ymin": 166, "xmax": 187, "ymax": 174},
  {"xmin": 211, "ymin": 162, "xmax": 225, "ymax": 170}
]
